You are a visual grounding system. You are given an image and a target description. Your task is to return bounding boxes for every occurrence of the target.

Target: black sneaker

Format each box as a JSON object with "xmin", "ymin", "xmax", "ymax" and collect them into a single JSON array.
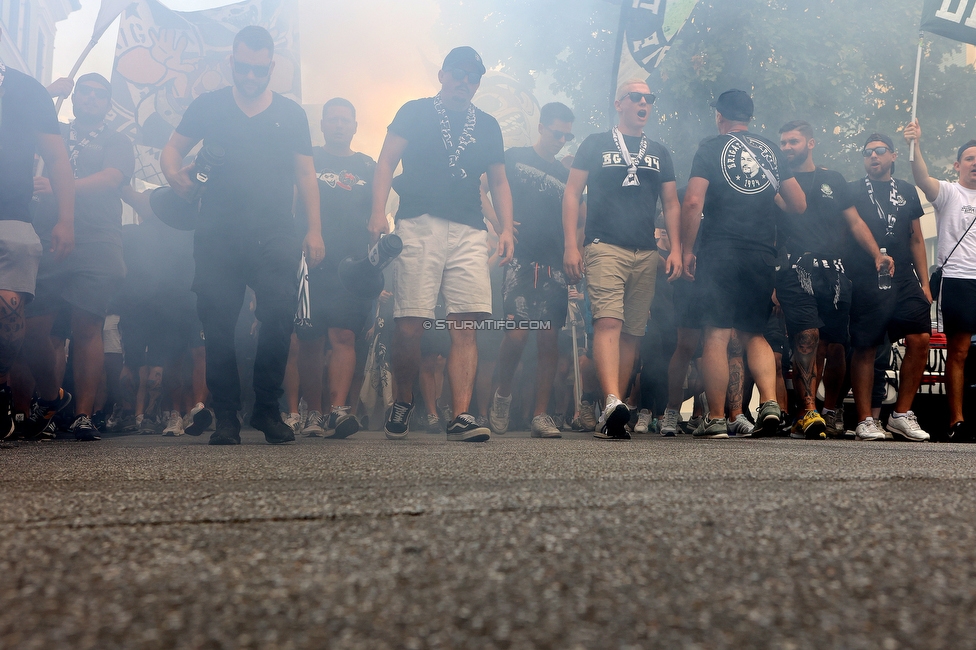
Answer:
[
  {"xmin": 250, "ymin": 409, "xmax": 296, "ymax": 445},
  {"xmin": 385, "ymin": 401, "xmax": 414, "ymax": 440},
  {"xmin": 326, "ymin": 407, "xmax": 360, "ymax": 439},
  {"xmin": 184, "ymin": 404, "xmax": 213, "ymax": 437},
  {"xmin": 209, "ymin": 413, "xmax": 241, "ymax": 445},
  {"xmin": 0, "ymin": 385, "xmax": 13, "ymax": 441},
  {"xmin": 69, "ymin": 414, "xmax": 101, "ymax": 442},
  {"xmin": 22, "ymin": 389, "xmax": 72, "ymax": 440},
  {"xmin": 947, "ymin": 421, "xmax": 973, "ymax": 443},
  {"xmin": 446, "ymin": 412, "xmax": 490, "ymax": 442}
]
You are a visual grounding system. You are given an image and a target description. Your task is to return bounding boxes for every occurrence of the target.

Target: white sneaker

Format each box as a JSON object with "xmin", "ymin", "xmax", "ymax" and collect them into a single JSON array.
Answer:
[
  {"xmin": 302, "ymin": 410, "xmax": 326, "ymax": 437},
  {"xmin": 634, "ymin": 409, "xmax": 652, "ymax": 434},
  {"xmin": 578, "ymin": 400, "xmax": 597, "ymax": 431},
  {"xmin": 728, "ymin": 414, "xmax": 754, "ymax": 437},
  {"xmin": 660, "ymin": 408, "xmax": 680, "ymax": 437},
  {"xmin": 488, "ymin": 390, "xmax": 512, "ymax": 434},
  {"xmin": 595, "ymin": 394, "xmax": 630, "ymax": 439},
  {"xmin": 530, "ymin": 414, "xmax": 562, "ymax": 438},
  {"xmin": 162, "ymin": 411, "xmax": 184, "ymax": 436},
  {"xmin": 886, "ymin": 411, "xmax": 930, "ymax": 442},
  {"xmin": 855, "ymin": 417, "xmax": 886, "ymax": 441},
  {"xmin": 282, "ymin": 412, "xmax": 302, "ymax": 435}
]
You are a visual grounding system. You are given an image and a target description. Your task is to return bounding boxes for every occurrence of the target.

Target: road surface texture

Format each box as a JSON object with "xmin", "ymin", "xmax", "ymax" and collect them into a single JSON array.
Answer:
[{"xmin": 2, "ymin": 429, "xmax": 975, "ymax": 649}]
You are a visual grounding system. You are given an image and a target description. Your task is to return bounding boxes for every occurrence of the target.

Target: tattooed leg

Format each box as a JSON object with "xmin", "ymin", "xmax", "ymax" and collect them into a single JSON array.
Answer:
[
  {"xmin": 792, "ymin": 328, "xmax": 820, "ymax": 411},
  {"xmin": 0, "ymin": 290, "xmax": 27, "ymax": 385},
  {"xmin": 726, "ymin": 332, "xmax": 745, "ymax": 418}
]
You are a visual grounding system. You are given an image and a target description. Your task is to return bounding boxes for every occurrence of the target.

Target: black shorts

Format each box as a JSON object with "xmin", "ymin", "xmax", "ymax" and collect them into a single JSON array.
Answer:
[
  {"xmin": 28, "ymin": 241, "xmax": 126, "ymax": 319},
  {"xmin": 296, "ymin": 264, "xmax": 374, "ymax": 341},
  {"xmin": 764, "ymin": 311, "xmax": 789, "ymax": 357},
  {"xmin": 502, "ymin": 258, "xmax": 569, "ymax": 328},
  {"xmin": 672, "ymin": 277, "xmax": 703, "ymax": 330},
  {"xmin": 120, "ymin": 301, "xmax": 200, "ymax": 368},
  {"xmin": 941, "ymin": 277, "xmax": 976, "ymax": 334},
  {"xmin": 775, "ymin": 256, "xmax": 851, "ymax": 345},
  {"xmin": 849, "ymin": 269, "xmax": 931, "ymax": 349},
  {"xmin": 697, "ymin": 247, "xmax": 775, "ymax": 334}
]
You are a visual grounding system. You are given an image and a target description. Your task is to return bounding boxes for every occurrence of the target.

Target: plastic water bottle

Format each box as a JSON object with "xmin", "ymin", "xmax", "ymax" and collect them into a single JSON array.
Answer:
[{"xmin": 878, "ymin": 247, "xmax": 892, "ymax": 290}]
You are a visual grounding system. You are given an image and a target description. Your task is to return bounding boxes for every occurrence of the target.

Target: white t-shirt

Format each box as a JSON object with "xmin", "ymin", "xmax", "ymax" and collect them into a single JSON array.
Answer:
[{"xmin": 933, "ymin": 180, "xmax": 976, "ymax": 279}]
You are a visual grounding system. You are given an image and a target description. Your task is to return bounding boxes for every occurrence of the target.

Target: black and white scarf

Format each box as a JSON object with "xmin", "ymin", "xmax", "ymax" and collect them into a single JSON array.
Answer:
[
  {"xmin": 432, "ymin": 93, "xmax": 476, "ymax": 179},
  {"xmin": 612, "ymin": 126, "xmax": 647, "ymax": 187},
  {"xmin": 67, "ymin": 121, "xmax": 107, "ymax": 177},
  {"xmin": 0, "ymin": 61, "xmax": 6, "ymax": 89},
  {"xmin": 864, "ymin": 177, "xmax": 899, "ymax": 238}
]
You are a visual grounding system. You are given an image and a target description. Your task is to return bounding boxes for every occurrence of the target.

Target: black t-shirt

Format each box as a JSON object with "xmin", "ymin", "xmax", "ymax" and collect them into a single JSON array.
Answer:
[
  {"xmin": 312, "ymin": 148, "xmax": 375, "ymax": 268},
  {"xmin": 847, "ymin": 177, "xmax": 924, "ymax": 279},
  {"xmin": 778, "ymin": 168, "xmax": 854, "ymax": 259},
  {"xmin": 388, "ymin": 97, "xmax": 504, "ymax": 230},
  {"xmin": 572, "ymin": 131, "xmax": 675, "ymax": 249},
  {"xmin": 505, "ymin": 146, "xmax": 569, "ymax": 267},
  {"xmin": 0, "ymin": 67, "xmax": 62, "ymax": 222},
  {"xmin": 175, "ymin": 87, "xmax": 312, "ymax": 232},
  {"xmin": 690, "ymin": 131, "xmax": 793, "ymax": 253}
]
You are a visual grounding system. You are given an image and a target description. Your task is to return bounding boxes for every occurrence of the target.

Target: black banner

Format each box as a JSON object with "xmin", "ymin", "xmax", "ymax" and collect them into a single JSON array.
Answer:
[{"xmin": 922, "ymin": 0, "xmax": 976, "ymax": 45}]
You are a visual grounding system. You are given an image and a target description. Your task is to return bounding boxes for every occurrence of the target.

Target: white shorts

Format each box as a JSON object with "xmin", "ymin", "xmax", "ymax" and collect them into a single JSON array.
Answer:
[
  {"xmin": 0, "ymin": 220, "xmax": 43, "ymax": 297},
  {"xmin": 392, "ymin": 214, "xmax": 492, "ymax": 319},
  {"xmin": 103, "ymin": 314, "xmax": 123, "ymax": 355}
]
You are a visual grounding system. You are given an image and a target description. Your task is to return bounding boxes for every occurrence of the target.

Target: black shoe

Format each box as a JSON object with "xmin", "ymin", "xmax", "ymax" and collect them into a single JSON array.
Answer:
[
  {"xmin": 385, "ymin": 401, "xmax": 414, "ymax": 440},
  {"xmin": 250, "ymin": 409, "xmax": 296, "ymax": 444},
  {"xmin": 446, "ymin": 412, "xmax": 490, "ymax": 442},
  {"xmin": 184, "ymin": 404, "xmax": 213, "ymax": 437},
  {"xmin": 209, "ymin": 415, "xmax": 241, "ymax": 445},
  {"xmin": 326, "ymin": 408, "xmax": 359, "ymax": 439},
  {"xmin": 947, "ymin": 421, "xmax": 972, "ymax": 443},
  {"xmin": 69, "ymin": 414, "xmax": 101, "ymax": 442},
  {"xmin": 22, "ymin": 389, "xmax": 72, "ymax": 440},
  {"xmin": 0, "ymin": 385, "xmax": 14, "ymax": 441}
]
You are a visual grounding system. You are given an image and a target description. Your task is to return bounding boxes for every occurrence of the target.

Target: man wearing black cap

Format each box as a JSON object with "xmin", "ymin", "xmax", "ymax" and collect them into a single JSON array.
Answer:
[
  {"xmin": 24, "ymin": 72, "xmax": 133, "ymax": 441},
  {"xmin": 369, "ymin": 46, "xmax": 514, "ymax": 442},
  {"xmin": 680, "ymin": 89, "xmax": 807, "ymax": 439},
  {"xmin": 0, "ymin": 58, "xmax": 75, "ymax": 441},
  {"xmin": 845, "ymin": 133, "xmax": 931, "ymax": 442}
]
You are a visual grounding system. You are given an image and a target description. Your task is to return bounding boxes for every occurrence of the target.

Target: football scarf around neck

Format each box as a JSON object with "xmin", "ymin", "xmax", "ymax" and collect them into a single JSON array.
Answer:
[
  {"xmin": 67, "ymin": 120, "xmax": 107, "ymax": 177},
  {"xmin": 864, "ymin": 177, "xmax": 899, "ymax": 238},
  {"xmin": 612, "ymin": 126, "xmax": 647, "ymax": 187},
  {"xmin": 433, "ymin": 93, "xmax": 477, "ymax": 180}
]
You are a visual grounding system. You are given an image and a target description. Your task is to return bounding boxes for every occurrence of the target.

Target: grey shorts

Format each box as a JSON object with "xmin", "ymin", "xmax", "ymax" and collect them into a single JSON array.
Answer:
[
  {"xmin": 0, "ymin": 220, "xmax": 44, "ymax": 297},
  {"xmin": 28, "ymin": 241, "xmax": 126, "ymax": 318}
]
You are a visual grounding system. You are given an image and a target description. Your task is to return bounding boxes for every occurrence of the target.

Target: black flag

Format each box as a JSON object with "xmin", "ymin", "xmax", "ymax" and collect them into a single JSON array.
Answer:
[{"xmin": 921, "ymin": 0, "xmax": 976, "ymax": 45}]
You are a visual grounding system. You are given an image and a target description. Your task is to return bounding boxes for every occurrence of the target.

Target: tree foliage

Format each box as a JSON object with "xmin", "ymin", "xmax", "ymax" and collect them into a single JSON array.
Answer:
[{"xmin": 435, "ymin": 0, "xmax": 976, "ymax": 182}]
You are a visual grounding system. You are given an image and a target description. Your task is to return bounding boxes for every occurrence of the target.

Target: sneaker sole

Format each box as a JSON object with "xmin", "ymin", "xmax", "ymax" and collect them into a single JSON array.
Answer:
[
  {"xmin": 593, "ymin": 431, "xmax": 632, "ymax": 440},
  {"xmin": 184, "ymin": 409, "xmax": 213, "ymax": 437},
  {"xmin": 329, "ymin": 417, "xmax": 360, "ymax": 439},
  {"xmin": 693, "ymin": 431, "xmax": 729, "ymax": 439},
  {"xmin": 602, "ymin": 404, "xmax": 630, "ymax": 439},
  {"xmin": 447, "ymin": 427, "xmax": 491, "ymax": 442},
  {"xmin": 804, "ymin": 420, "xmax": 828, "ymax": 440},
  {"xmin": 302, "ymin": 427, "xmax": 326, "ymax": 437},
  {"xmin": 385, "ymin": 428, "xmax": 409, "ymax": 440},
  {"xmin": 531, "ymin": 430, "xmax": 562, "ymax": 438},
  {"xmin": 755, "ymin": 415, "xmax": 781, "ymax": 438},
  {"xmin": 855, "ymin": 434, "xmax": 885, "ymax": 441},
  {"xmin": 889, "ymin": 430, "xmax": 930, "ymax": 442}
]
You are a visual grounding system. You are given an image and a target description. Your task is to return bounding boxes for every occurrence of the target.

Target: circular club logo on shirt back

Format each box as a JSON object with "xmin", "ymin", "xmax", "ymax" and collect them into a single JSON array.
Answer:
[{"xmin": 722, "ymin": 135, "xmax": 777, "ymax": 195}]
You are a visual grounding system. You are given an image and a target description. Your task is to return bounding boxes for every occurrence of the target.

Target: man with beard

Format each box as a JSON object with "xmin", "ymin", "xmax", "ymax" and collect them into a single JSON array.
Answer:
[
  {"xmin": 775, "ymin": 120, "xmax": 889, "ymax": 439},
  {"xmin": 846, "ymin": 134, "xmax": 931, "ymax": 442},
  {"xmin": 369, "ymin": 46, "xmax": 514, "ymax": 442},
  {"xmin": 161, "ymin": 25, "xmax": 325, "ymax": 445},
  {"xmin": 680, "ymin": 89, "xmax": 806, "ymax": 439},
  {"xmin": 487, "ymin": 102, "xmax": 575, "ymax": 438},
  {"xmin": 563, "ymin": 80, "xmax": 682, "ymax": 440},
  {"xmin": 24, "ymin": 73, "xmax": 132, "ymax": 441}
]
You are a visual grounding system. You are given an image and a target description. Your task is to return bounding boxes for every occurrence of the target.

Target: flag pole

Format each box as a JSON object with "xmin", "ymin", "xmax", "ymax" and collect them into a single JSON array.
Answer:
[
  {"xmin": 54, "ymin": 18, "xmax": 118, "ymax": 115},
  {"xmin": 608, "ymin": 2, "xmax": 629, "ymax": 129},
  {"xmin": 910, "ymin": 33, "xmax": 923, "ymax": 162}
]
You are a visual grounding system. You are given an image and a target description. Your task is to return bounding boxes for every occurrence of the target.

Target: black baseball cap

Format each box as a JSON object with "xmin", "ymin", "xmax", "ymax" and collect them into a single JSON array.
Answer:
[
  {"xmin": 711, "ymin": 89, "xmax": 753, "ymax": 122},
  {"xmin": 864, "ymin": 133, "xmax": 895, "ymax": 151},
  {"xmin": 442, "ymin": 46, "xmax": 486, "ymax": 75},
  {"xmin": 76, "ymin": 72, "xmax": 112, "ymax": 93}
]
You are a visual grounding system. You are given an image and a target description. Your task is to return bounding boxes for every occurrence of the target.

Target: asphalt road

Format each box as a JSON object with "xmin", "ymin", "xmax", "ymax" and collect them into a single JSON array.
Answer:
[{"xmin": 3, "ymin": 428, "xmax": 976, "ymax": 649}]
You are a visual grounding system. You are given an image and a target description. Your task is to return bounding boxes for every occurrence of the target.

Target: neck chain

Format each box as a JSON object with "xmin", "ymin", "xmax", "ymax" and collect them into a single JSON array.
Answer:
[
  {"xmin": 433, "ymin": 94, "xmax": 477, "ymax": 179},
  {"xmin": 864, "ymin": 176, "xmax": 899, "ymax": 238},
  {"xmin": 612, "ymin": 127, "xmax": 647, "ymax": 187}
]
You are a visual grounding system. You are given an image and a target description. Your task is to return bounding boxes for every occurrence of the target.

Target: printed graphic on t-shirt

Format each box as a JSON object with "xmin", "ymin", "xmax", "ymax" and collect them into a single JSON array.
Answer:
[
  {"xmin": 599, "ymin": 151, "xmax": 662, "ymax": 172},
  {"xmin": 821, "ymin": 184, "xmax": 834, "ymax": 199},
  {"xmin": 318, "ymin": 169, "xmax": 367, "ymax": 191},
  {"xmin": 721, "ymin": 136, "xmax": 779, "ymax": 195}
]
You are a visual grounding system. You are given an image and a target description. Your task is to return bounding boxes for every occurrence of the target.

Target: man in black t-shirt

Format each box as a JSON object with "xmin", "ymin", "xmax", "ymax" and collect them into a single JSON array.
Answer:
[
  {"xmin": 161, "ymin": 26, "xmax": 325, "ymax": 446},
  {"xmin": 295, "ymin": 98, "xmax": 374, "ymax": 440},
  {"xmin": 563, "ymin": 79, "xmax": 681, "ymax": 440},
  {"xmin": 846, "ymin": 133, "xmax": 931, "ymax": 442},
  {"xmin": 0, "ymin": 62, "xmax": 75, "ymax": 440},
  {"xmin": 775, "ymin": 120, "xmax": 888, "ymax": 440},
  {"xmin": 25, "ymin": 73, "xmax": 134, "ymax": 441},
  {"xmin": 368, "ymin": 46, "xmax": 515, "ymax": 443},
  {"xmin": 486, "ymin": 102, "xmax": 574, "ymax": 438},
  {"xmin": 680, "ymin": 89, "xmax": 807, "ymax": 439}
]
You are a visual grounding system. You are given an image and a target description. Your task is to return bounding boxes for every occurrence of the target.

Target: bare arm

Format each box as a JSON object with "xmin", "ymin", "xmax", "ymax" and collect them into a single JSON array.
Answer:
[
  {"xmin": 562, "ymin": 168, "xmax": 588, "ymax": 283},
  {"xmin": 480, "ymin": 175, "xmax": 499, "ymax": 233},
  {"xmin": 36, "ymin": 133, "xmax": 75, "ymax": 261},
  {"xmin": 843, "ymin": 206, "xmax": 893, "ymax": 276},
  {"xmin": 778, "ymin": 177, "xmax": 807, "ymax": 214},
  {"xmin": 903, "ymin": 120, "xmax": 940, "ymax": 203},
  {"xmin": 660, "ymin": 180, "xmax": 682, "ymax": 281},
  {"xmin": 160, "ymin": 131, "xmax": 200, "ymax": 199},
  {"xmin": 295, "ymin": 153, "xmax": 325, "ymax": 267},
  {"xmin": 368, "ymin": 133, "xmax": 408, "ymax": 243},
  {"xmin": 486, "ymin": 163, "xmax": 514, "ymax": 266},
  {"xmin": 909, "ymin": 217, "xmax": 931, "ymax": 302},
  {"xmin": 680, "ymin": 176, "xmax": 708, "ymax": 280}
]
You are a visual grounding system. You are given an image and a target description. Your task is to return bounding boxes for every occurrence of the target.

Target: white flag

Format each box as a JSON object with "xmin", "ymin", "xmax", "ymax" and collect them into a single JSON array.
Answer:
[{"xmin": 93, "ymin": 0, "xmax": 134, "ymax": 38}]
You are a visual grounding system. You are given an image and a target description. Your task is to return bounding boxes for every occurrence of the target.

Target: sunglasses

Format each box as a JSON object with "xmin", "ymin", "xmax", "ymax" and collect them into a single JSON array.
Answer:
[
  {"xmin": 446, "ymin": 68, "xmax": 483, "ymax": 84},
  {"xmin": 622, "ymin": 91, "xmax": 656, "ymax": 104},
  {"xmin": 75, "ymin": 85, "xmax": 111, "ymax": 100},
  {"xmin": 863, "ymin": 146, "xmax": 890, "ymax": 157},
  {"xmin": 233, "ymin": 61, "xmax": 272, "ymax": 78},
  {"xmin": 545, "ymin": 125, "xmax": 574, "ymax": 142}
]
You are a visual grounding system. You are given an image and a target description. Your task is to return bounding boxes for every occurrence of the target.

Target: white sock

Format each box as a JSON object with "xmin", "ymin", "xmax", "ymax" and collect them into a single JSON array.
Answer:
[{"xmin": 893, "ymin": 411, "xmax": 908, "ymax": 419}]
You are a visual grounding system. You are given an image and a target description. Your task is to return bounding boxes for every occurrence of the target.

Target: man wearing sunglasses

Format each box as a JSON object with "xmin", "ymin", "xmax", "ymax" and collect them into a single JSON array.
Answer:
[
  {"xmin": 487, "ymin": 102, "xmax": 576, "ymax": 438},
  {"xmin": 369, "ymin": 46, "xmax": 514, "ymax": 442},
  {"xmin": 563, "ymin": 80, "xmax": 681, "ymax": 440},
  {"xmin": 846, "ymin": 133, "xmax": 931, "ymax": 442},
  {"xmin": 162, "ymin": 26, "xmax": 324, "ymax": 446},
  {"xmin": 25, "ymin": 72, "xmax": 133, "ymax": 442}
]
